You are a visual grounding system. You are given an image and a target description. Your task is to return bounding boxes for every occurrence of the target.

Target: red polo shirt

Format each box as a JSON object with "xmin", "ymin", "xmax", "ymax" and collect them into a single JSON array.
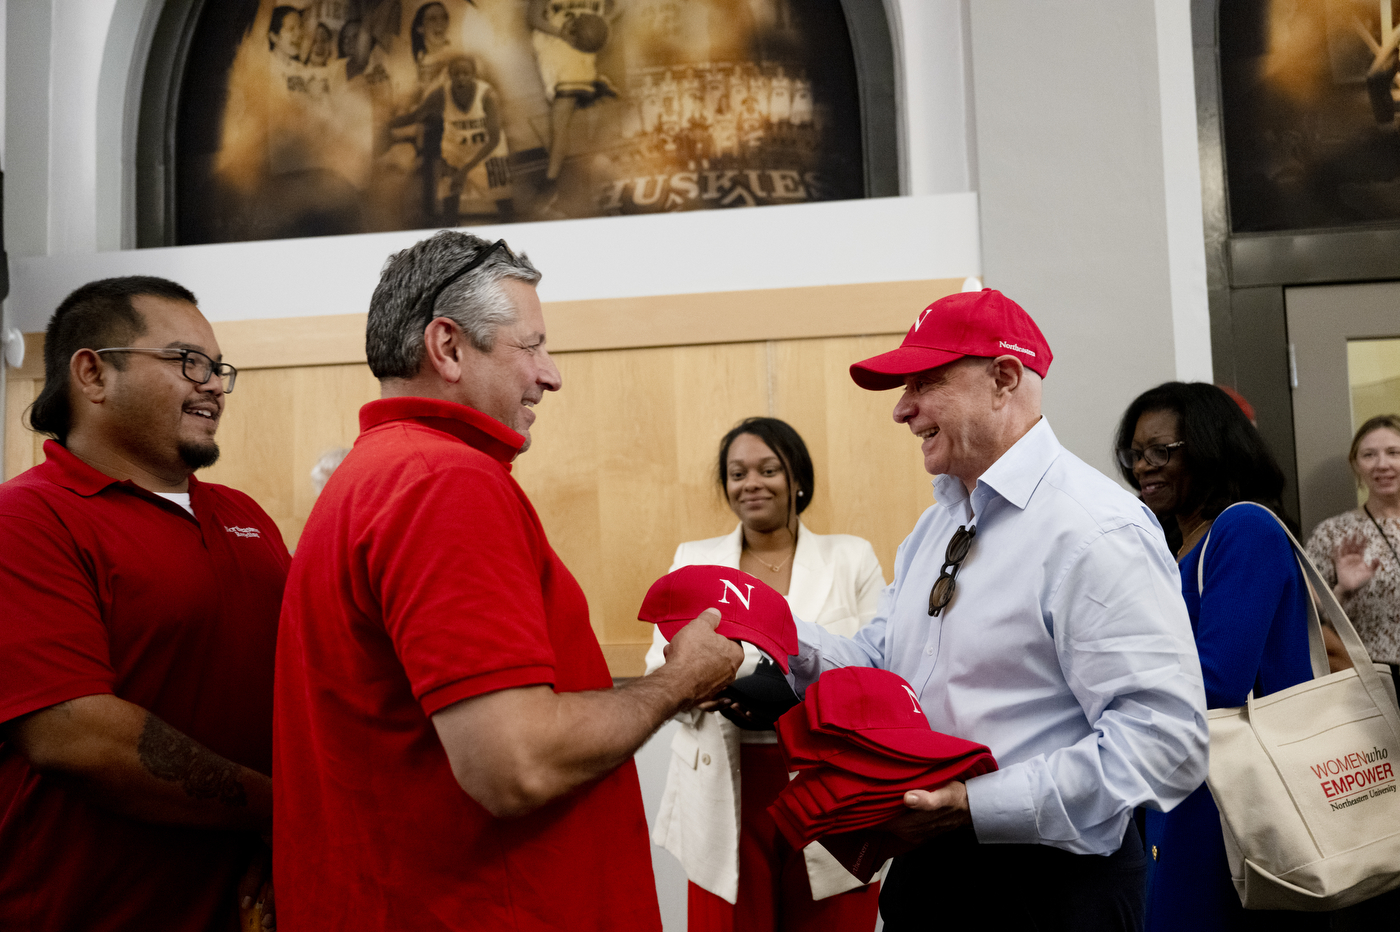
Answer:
[
  {"xmin": 274, "ymin": 397, "xmax": 660, "ymax": 932},
  {"xmin": 0, "ymin": 440, "xmax": 289, "ymax": 932}
]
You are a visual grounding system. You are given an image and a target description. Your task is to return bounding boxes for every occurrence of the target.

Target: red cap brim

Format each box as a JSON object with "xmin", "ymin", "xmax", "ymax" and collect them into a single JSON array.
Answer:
[{"xmin": 849, "ymin": 346, "xmax": 967, "ymax": 391}]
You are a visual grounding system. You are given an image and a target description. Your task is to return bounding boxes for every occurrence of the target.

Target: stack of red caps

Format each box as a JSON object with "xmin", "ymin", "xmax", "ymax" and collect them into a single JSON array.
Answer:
[
  {"xmin": 638, "ymin": 565, "xmax": 798, "ymax": 672},
  {"xmin": 768, "ymin": 667, "xmax": 998, "ymax": 881}
]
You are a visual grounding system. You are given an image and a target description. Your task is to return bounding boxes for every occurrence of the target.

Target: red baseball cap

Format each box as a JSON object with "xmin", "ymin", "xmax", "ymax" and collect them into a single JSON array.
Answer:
[
  {"xmin": 804, "ymin": 669, "xmax": 999, "ymax": 764},
  {"xmin": 638, "ymin": 564, "xmax": 799, "ymax": 673},
  {"xmin": 816, "ymin": 830, "xmax": 916, "ymax": 883},
  {"xmin": 849, "ymin": 289, "xmax": 1053, "ymax": 390},
  {"xmin": 777, "ymin": 706, "xmax": 993, "ymax": 781}
]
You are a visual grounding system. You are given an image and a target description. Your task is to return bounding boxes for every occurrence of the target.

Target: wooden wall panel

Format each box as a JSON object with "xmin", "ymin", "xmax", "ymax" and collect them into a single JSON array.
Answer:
[
  {"xmin": 204, "ymin": 279, "xmax": 961, "ymax": 368},
  {"xmin": 770, "ymin": 336, "xmax": 935, "ymax": 575},
  {"xmin": 198, "ymin": 364, "xmax": 379, "ymax": 548},
  {"xmin": 4, "ymin": 281, "xmax": 942, "ymax": 676},
  {"xmin": 513, "ymin": 343, "xmax": 774, "ymax": 672},
  {"xmin": 2, "ymin": 339, "xmax": 931, "ymax": 677},
  {"xmin": 513, "ymin": 335, "xmax": 931, "ymax": 675}
]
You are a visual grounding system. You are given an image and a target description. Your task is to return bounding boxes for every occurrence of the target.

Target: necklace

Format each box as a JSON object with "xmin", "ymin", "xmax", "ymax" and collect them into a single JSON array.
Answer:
[
  {"xmin": 748, "ymin": 547, "xmax": 793, "ymax": 573},
  {"xmin": 744, "ymin": 527, "xmax": 796, "ymax": 573},
  {"xmin": 1177, "ymin": 515, "xmax": 1212, "ymax": 562},
  {"xmin": 1363, "ymin": 504, "xmax": 1400, "ymax": 567}
]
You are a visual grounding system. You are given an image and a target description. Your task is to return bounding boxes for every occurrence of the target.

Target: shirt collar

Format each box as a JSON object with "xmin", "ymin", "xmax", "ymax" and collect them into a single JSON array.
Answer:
[
  {"xmin": 38, "ymin": 440, "xmax": 125, "ymax": 496},
  {"xmin": 932, "ymin": 417, "xmax": 1059, "ymax": 516},
  {"xmin": 974, "ymin": 417, "xmax": 1059, "ymax": 511},
  {"xmin": 37, "ymin": 439, "xmax": 206, "ymax": 509},
  {"xmin": 359, "ymin": 396, "xmax": 525, "ymax": 465}
]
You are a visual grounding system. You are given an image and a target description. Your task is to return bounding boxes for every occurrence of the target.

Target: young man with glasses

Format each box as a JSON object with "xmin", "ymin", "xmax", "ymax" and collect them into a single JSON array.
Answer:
[
  {"xmin": 0, "ymin": 276, "xmax": 288, "ymax": 931},
  {"xmin": 784, "ymin": 289, "xmax": 1209, "ymax": 931},
  {"xmin": 274, "ymin": 231, "xmax": 743, "ymax": 931}
]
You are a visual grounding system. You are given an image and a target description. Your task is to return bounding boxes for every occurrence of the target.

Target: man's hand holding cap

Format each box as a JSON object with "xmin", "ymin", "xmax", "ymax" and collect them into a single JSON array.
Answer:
[
  {"xmin": 657, "ymin": 609, "xmax": 744, "ymax": 709},
  {"xmin": 638, "ymin": 565, "xmax": 799, "ymax": 672}
]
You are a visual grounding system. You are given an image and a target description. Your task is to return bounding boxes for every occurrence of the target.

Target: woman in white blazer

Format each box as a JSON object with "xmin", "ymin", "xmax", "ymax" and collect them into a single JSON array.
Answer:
[{"xmin": 646, "ymin": 417, "xmax": 886, "ymax": 932}]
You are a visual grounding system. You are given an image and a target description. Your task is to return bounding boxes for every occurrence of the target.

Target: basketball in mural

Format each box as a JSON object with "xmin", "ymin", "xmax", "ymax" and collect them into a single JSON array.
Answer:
[{"xmin": 174, "ymin": 0, "xmax": 867, "ymax": 244}]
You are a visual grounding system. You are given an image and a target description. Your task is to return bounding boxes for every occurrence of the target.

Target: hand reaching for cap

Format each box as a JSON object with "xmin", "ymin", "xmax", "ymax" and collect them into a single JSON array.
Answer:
[{"xmin": 660, "ymin": 609, "xmax": 744, "ymax": 710}]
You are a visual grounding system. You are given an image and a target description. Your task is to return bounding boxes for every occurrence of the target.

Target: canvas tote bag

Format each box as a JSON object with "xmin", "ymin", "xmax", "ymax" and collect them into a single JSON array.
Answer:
[{"xmin": 1199, "ymin": 502, "xmax": 1400, "ymax": 910}]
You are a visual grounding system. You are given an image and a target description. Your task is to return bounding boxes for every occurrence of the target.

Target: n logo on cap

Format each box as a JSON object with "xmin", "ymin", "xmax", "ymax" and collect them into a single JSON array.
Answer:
[
  {"xmin": 901, "ymin": 685, "xmax": 922, "ymax": 714},
  {"xmin": 913, "ymin": 307, "xmax": 934, "ymax": 332},
  {"xmin": 718, "ymin": 579, "xmax": 755, "ymax": 610}
]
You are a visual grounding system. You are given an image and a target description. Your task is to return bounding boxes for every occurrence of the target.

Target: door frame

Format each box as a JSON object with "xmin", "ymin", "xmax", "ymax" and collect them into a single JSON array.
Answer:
[{"xmin": 1285, "ymin": 283, "xmax": 1400, "ymax": 536}]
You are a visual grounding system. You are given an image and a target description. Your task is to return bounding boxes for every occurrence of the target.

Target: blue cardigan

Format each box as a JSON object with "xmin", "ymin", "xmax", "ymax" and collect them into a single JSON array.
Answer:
[{"xmin": 1144, "ymin": 503, "xmax": 1318, "ymax": 932}]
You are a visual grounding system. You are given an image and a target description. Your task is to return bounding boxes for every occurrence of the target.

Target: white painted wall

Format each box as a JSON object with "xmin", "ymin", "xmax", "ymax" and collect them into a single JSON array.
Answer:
[
  {"xmin": 8, "ymin": 193, "xmax": 982, "ymax": 331},
  {"xmin": 46, "ymin": 0, "xmax": 117, "ymax": 256},
  {"xmin": 968, "ymin": 0, "xmax": 1210, "ymax": 480},
  {"xmin": 899, "ymin": 0, "xmax": 976, "ymax": 196},
  {"xmin": 636, "ymin": 723, "xmax": 690, "ymax": 932}
]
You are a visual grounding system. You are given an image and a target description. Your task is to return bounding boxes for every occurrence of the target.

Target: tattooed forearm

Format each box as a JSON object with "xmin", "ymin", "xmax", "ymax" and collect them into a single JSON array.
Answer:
[{"xmin": 136, "ymin": 713, "xmax": 248, "ymax": 808}]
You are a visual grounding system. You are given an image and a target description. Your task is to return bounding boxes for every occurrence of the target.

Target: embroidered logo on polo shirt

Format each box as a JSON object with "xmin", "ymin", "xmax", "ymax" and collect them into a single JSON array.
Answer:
[{"xmin": 225, "ymin": 526, "xmax": 262, "ymax": 539}]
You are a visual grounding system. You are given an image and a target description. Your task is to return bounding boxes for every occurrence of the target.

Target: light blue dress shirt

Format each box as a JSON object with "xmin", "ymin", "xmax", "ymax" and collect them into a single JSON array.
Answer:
[{"xmin": 788, "ymin": 419, "xmax": 1209, "ymax": 855}]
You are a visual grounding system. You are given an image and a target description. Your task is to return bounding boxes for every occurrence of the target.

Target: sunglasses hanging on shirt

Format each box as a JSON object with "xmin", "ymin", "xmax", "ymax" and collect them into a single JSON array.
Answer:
[{"xmin": 928, "ymin": 524, "xmax": 976, "ymax": 617}]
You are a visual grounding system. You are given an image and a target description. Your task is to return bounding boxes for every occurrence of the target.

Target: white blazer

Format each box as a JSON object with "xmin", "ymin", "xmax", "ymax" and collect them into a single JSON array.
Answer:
[{"xmin": 644, "ymin": 523, "xmax": 885, "ymax": 903}]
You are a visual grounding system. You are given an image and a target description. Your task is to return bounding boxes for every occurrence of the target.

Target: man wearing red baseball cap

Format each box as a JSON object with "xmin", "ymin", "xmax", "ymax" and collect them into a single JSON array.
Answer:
[{"xmin": 788, "ymin": 289, "xmax": 1208, "ymax": 930}]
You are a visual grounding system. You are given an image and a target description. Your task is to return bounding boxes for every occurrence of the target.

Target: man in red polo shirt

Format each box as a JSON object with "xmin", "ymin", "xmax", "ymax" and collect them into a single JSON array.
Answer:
[
  {"xmin": 0, "ymin": 276, "xmax": 289, "ymax": 930},
  {"xmin": 274, "ymin": 231, "xmax": 743, "ymax": 931}
]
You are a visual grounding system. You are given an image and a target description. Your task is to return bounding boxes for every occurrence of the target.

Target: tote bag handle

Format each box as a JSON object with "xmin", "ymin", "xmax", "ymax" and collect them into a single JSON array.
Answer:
[{"xmin": 1198, "ymin": 502, "xmax": 1400, "ymax": 737}]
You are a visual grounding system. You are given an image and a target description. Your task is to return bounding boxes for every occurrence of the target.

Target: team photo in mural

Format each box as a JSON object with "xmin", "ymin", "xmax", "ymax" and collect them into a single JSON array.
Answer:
[{"xmin": 175, "ymin": 0, "xmax": 866, "ymax": 244}]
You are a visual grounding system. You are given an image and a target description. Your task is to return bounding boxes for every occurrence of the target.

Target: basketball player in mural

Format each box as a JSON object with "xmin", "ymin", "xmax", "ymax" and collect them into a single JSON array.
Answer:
[
  {"xmin": 338, "ymin": 2, "xmax": 403, "ymax": 82},
  {"xmin": 769, "ymin": 65, "xmax": 792, "ymax": 123},
  {"xmin": 791, "ymin": 71, "xmax": 813, "ymax": 126},
  {"xmin": 390, "ymin": 1, "xmax": 459, "ymax": 224},
  {"xmin": 738, "ymin": 91, "xmax": 765, "ymax": 152},
  {"xmin": 680, "ymin": 67, "xmax": 703, "ymax": 128},
  {"xmin": 412, "ymin": 2, "xmax": 458, "ymax": 95},
  {"xmin": 388, "ymin": 55, "xmax": 512, "ymax": 223},
  {"xmin": 267, "ymin": 6, "xmax": 330, "ymax": 175},
  {"xmin": 303, "ymin": 0, "xmax": 355, "ymax": 45},
  {"xmin": 269, "ymin": 6, "xmax": 306, "ymax": 73},
  {"xmin": 307, "ymin": 23, "xmax": 335, "ymax": 68},
  {"xmin": 528, "ymin": 0, "xmax": 618, "ymax": 183}
]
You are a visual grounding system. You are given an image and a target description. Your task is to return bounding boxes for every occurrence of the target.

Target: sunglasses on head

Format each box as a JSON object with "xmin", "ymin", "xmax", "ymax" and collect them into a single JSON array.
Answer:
[{"xmin": 420, "ymin": 239, "xmax": 515, "ymax": 316}]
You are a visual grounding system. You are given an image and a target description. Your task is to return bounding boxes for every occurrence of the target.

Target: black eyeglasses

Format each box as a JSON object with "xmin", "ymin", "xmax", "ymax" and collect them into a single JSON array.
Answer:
[
  {"xmin": 94, "ymin": 347, "xmax": 237, "ymax": 393},
  {"xmin": 1115, "ymin": 441, "xmax": 1185, "ymax": 470},
  {"xmin": 929, "ymin": 524, "xmax": 976, "ymax": 617},
  {"xmin": 420, "ymin": 239, "xmax": 515, "ymax": 316}
]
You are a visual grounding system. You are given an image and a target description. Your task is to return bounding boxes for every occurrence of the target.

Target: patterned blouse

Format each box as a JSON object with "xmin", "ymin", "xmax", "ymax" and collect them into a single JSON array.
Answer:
[{"xmin": 1305, "ymin": 509, "xmax": 1400, "ymax": 665}]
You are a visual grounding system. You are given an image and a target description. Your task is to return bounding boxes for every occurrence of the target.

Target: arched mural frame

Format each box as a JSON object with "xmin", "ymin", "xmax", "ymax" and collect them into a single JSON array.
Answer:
[{"xmin": 136, "ymin": 0, "xmax": 902, "ymax": 248}]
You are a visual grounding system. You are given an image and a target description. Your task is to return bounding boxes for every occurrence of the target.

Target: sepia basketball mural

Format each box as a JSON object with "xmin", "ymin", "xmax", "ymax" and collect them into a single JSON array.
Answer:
[
  {"xmin": 1221, "ymin": 0, "xmax": 1400, "ymax": 233},
  {"xmin": 174, "ymin": 0, "xmax": 867, "ymax": 244}
]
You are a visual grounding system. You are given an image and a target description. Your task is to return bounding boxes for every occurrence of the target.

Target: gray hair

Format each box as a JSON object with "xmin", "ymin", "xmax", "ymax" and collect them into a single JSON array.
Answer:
[{"xmin": 366, "ymin": 231, "xmax": 542, "ymax": 380}]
